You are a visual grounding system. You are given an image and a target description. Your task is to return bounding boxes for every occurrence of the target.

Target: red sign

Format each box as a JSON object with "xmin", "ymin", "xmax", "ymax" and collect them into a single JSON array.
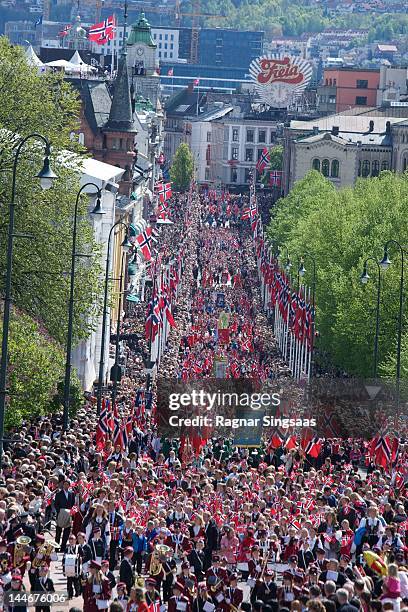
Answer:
[{"xmin": 257, "ymin": 57, "xmax": 305, "ymax": 86}]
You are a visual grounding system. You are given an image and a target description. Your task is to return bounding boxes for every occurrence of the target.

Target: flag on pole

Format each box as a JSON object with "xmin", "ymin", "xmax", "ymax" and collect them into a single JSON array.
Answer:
[
  {"xmin": 34, "ymin": 15, "xmax": 43, "ymax": 27},
  {"xmin": 269, "ymin": 169, "xmax": 283, "ymax": 187},
  {"xmin": 193, "ymin": 78, "xmax": 200, "ymax": 86},
  {"xmin": 167, "ymin": 68, "xmax": 174, "ymax": 76},
  {"xmin": 135, "ymin": 227, "xmax": 154, "ymax": 261},
  {"xmin": 88, "ymin": 15, "xmax": 116, "ymax": 44},
  {"xmin": 256, "ymin": 147, "xmax": 270, "ymax": 173}
]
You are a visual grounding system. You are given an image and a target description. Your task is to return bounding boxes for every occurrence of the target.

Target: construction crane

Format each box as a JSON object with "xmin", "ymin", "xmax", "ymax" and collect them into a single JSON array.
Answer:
[{"xmin": 126, "ymin": 0, "xmax": 225, "ymax": 62}]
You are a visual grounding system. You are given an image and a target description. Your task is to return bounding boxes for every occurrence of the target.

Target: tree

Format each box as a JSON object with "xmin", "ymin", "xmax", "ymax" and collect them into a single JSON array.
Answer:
[
  {"xmin": 267, "ymin": 171, "xmax": 408, "ymax": 379},
  {"xmin": 2, "ymin": 308, "xmax": 69, "ymax": 429},
  {"xmin": 0, "ymin": 38, "xmax": 103, "ymax": 346},
  {"xmin": 170, "ymin": 143, "xmax": 194, "ymax": 192}
]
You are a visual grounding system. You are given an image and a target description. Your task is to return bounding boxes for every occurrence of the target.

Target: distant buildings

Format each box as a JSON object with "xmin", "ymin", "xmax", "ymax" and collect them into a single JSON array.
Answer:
[
  {"xmin": 282, "ymin": 109, "xmax": 408, "ymax": 193},
  {"xmin": 317, "ymin": 68, "xmax": 381, "ymax": 114}
]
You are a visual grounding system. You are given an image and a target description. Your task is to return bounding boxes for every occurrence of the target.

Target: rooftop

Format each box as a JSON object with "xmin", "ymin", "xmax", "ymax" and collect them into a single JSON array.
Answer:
[{"xmin": 127, "ymin": 13, "xmax": 156, "ymax": 48}]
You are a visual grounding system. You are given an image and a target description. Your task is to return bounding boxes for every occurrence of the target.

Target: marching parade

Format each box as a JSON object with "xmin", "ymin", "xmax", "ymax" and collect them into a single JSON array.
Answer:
[{"xmin": 0, "ymin": 184, "xmax": 406, "ymax": 612}]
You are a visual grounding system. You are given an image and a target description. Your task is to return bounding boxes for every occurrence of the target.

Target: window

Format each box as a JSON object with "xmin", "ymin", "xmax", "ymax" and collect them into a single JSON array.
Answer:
[
  {"xmin": 371, "ymin": 160, "xmax": 380, "ymax": 176},
  {"xmin": 207, "ymin": 132, "xmax": 211, "ymax": 142},
  {"xmin": 403, "ymin": 156, "xmax": 408, "ymax": 172},
  {"xmin": 205, "ymin": 167, "xmax": 210, "ymax": 180},
  {"xmin": 170, "ymin": 43, "xmax": 173, "ymax": 50},
  {"xmin": 312, "ymin": 158, "xmax": 320, "ymax": 171},
  {"xmin": 362, "ymin": 160, "xmax": 370, "ymax": 177},
  {"xmin": 164, "ymin": 52, "xmax": 167, "ymax": 58},
  {"xmin": 231, "ymin": 147, "xmax": 238, "ymax": 160},
  {"xmin": 381, "ymin": 160, "xmax": 389, "ymax": 171},
  {"xmin": 329, "ymin": 96, "xmax": 336, "ymax": 104},
  {"xmin": 245, "ymin": 148, "xmax": 254, "ymax": 162},
  {"xmin": 171, "ymin": 34, "xmax": 174, "ymax": 40},
  {"xmin": 165, "ymin": 34, "xmax": 168, "ymax": 40},
  {"xmin": 159, "ymin": 34, "xmax": 162, "ymax": 39},
  {"xmin": 231, "ymin": 168, "xmax": 237, "ymax": 183},
  {"xmin": 232, "ymin": 128, "xmax": 239, "ymax": 142},
  {"xmin": 246, "ymin": 129, "xmax": 254, "ymax": 143},
  {"xmin": 356, "ymin": 79, "xmax": 368, "ymax": 89},
  {"xmin": 322, "ymin": 159, "xmax": 330, "ymax": 177},
  {"xmin": 331, "ymin": 159, "xmax": 339, "ymax": 178},
  {"xmin": 78, "ymin": 132, "xmax": 85, "ymax": 145},
  {"xmin": 356, "ymin": 96, "xmax": 367, "ymax": 106},
  {"xmin": 258, "ymin": 130, "xmax": 266, "ymax": 143},
  {"xmin": 244, "ymin": 168, "xmax": 251, "ymax": 182},
  {"xmin": 164, "ymin": 43, "xmax": 168, "ymax": 49}
]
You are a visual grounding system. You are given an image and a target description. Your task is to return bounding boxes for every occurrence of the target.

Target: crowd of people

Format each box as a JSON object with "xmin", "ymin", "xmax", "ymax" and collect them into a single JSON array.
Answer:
[{"xmin": 0, "ymin": 189, "xmax": 407, "ymax": 612}]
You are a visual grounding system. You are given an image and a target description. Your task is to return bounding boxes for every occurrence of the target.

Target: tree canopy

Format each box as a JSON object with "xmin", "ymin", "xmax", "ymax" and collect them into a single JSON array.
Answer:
[
  {"xmin": 267, "ymin": 170, "xmax": 408, "ymax": 379},
  {"xmin": 170, "ymin": 143, "xmax": 194, "ymax": 192}
]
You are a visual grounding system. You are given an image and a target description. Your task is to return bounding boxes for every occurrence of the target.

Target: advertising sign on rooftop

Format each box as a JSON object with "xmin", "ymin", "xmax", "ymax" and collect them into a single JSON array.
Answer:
[{"xmin": 249, "ymin": 55, "xmax": 313, "ymax": 108}]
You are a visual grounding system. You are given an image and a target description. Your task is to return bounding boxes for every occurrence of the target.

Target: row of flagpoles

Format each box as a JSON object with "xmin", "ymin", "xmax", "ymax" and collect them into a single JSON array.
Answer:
[{"xmin": 242, "ymin": 173, "xmax": 315, "ymax": 381}]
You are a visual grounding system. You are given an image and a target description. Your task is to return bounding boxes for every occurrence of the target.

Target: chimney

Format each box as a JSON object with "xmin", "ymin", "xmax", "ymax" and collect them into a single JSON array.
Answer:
[
  {"xmin": 369, "ymin": 120, "xmax": 374, "ymax": 132},
  {"xmin": 386, "ymin": 120, "xmax": 391, "ymax": 134},
  {"xmin": 313, "ymin": 126, "xmax": 319, "ymax": 135},
  {"xmin": 331, "ymin": 125, "xmax": 339, "ymax": 136}
]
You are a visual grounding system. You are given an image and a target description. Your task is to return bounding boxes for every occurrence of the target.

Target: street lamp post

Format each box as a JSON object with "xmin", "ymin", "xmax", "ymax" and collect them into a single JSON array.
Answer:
[
  {"xmin": 360, "ymin": 257, "xmax": 382, "ymax": 379},
  {"xmin": 379, "ymin": 239, "xmax": 406, "ymax": 423},
  {"xmin": 111, "ymin": 251, "xmax": 127, "ymax": 408},
  {"xmin": 96, "ymin": 221, "xmax": 131, "ymax": 415},
  {"xmin": 0, "ymin": 134, "xmax": 57, "ymax": 468},
  {"xmin": 62, "ymin": 183, "xmax": 105, "ymax": 431}
]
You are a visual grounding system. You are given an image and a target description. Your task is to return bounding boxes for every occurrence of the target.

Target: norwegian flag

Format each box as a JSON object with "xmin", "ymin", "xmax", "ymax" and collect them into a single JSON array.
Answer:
[
  {"xmin": 305, "ymin": 437, "xmax": 322, "ymax": 458},
  {"xmin": 113, "ymin": 406, "xmax": 124, "ymax": 449},
  {"xmin": 88, "ymin": 15, "xmax": 116, "ymax": 44},
  {"xmin": 122, "ymin": 421, "xmax": 128, "ymax": 450},
  {"xmin": 145, "ymin": 296, "xmax": 162, "ymax": 342},
  {"xmin": 155, "ymin": 182, "xmax": 172, "ymax": 202},
  {"xmin": 369, "ymin": 436, "xmax": 393, "ymax": 468},
  {"xmin": 58, "ymin": 24, "xmax": 72, "ymax": 37},
  {"xmin": 256, "ymin": 147, "xmax": 270, "ymax": 173},
  {"xmin": 285, "ymin": 435, "xmax": 297, "ymax": 450},
  {"xmin": 161, "ymin": 292, "xmax": 176, "ymax": 327},
  {"xmin": 289, "ymin": 518, "xmax": 301, "ymax": 531},
  {"xmin": 268, "ymin": 433, "xmax": 284, "ymax": 450},
  {"xmin": 136, "ymin": 227, "xmax": 154, "ymax": 261},
  {"xmin": 269, "ymin": 170, "xmax": 283, "ymax": 187},
  {"xmin": 148, "ymin": 604, "xmax": 161, "ymax": 612}
]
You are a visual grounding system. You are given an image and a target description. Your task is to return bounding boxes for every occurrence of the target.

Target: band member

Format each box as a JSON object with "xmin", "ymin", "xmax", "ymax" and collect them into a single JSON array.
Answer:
[
  {"xmin": 222, "ymin": 573, "xmax": 243, "ymax": 611},
  {"xmin": 28, "ymin": 535, "xmax": 57, "ymax": 589},
  {"xmin": 8, "ymin": 530, "xmax": 30, "ymax": 576},
  {"xmin": 251, "ymin": 568, "xmax": 277, "ymax": 606},
  {"xmin": 101, "ymin": 559, "xmax": 116, "ymax": 590},
  {"xmin": 63, "ymin": 534, "xmax": 82, "ymax": 599},
  {"xmin": 32, "ymin": 564, "xmax": 55, "ymax": 612},
  {"xmin": 145, "ymin": 578, "xmax": 161, "ymax": 606},
  {"xmin": 277, "ymin": 571, "xmax": 296, "ymax": 605},
  {"xmin": 4, "ymin": 572, "xmax": 28, "ymax": 612},
  {"xmin": 162, "ymin": 549, "xmax": 177, "ymax": 603},
  {"xmin": 168, "ymin": 581, "xmax": 191, "ymax": 612},
  {"xmin": 88, "ymin": 527, "xmax": 106, "ymax": 565},
  {"xmin": 193, "ymin": 583, "xmax": 215, "ymax": 612},
  {"xmin": 206, "ymin": 555, "xmax": 227, "ymax": 590},
  {"xmin": 179, "ymin": 561, "xmax": 198, "ymax": 603},
  {"xmin": 188, "ymin": 540, "xmax": 206, "ymax": 583},
  {"xmin": 166, "ymin": 523, "xmax": 191, "ymax": 560},
  {"xmin": 119, "ymin": 547, "xmax": 135, "ymax": 595},
  {"xmin": 83, "ymin": 560, "xmax": 111, "ymax": 612},
  {"xmin": 77, "ymin": 532, "xmax": 92, "ymax": 577},
  {"xmin": 114, "ymin": 582, "xmax": 129, "ymax": 611},
  {"xmin": 107, "ymin": 501, "xmax": 124, "ymax": 572}
]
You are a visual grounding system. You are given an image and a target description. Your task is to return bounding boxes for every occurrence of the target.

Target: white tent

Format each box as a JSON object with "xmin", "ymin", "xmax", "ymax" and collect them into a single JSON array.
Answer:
[
  {"xmin": 25, "ymin": 45, "xmax": 43, "ymax": 67},
  {"xmin": 69, "ymin": 51, "xmax": 97, "ymax": 73},
  {"xmin": 45, "ymin": 58, "xmax": 97, "ymax": 74}
]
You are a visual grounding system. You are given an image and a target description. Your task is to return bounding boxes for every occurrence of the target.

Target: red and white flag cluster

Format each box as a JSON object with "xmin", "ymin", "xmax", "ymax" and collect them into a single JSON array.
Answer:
[{"xmin": 155, "ymin": 181, "xmax": 172, "ymax": 203}]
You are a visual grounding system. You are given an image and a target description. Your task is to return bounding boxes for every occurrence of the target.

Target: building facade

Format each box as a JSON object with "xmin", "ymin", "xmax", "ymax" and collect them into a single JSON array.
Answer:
[
  {"xmin": 317, "ymin": 67, "xmax": 380, "ymax": 114},
  {"xmin": 282, "ymin": 112, "xmax": 408, "ymax": 193}
]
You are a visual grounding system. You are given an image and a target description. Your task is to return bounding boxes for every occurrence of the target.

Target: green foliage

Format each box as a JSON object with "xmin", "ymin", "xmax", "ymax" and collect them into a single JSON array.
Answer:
[
  {"xmin": 0, "ymin": 37, "xmax": 103, "ymax": 345},
  {"xmin": 170, "ymin": 143, "xmax": 194, "ymax": 192},
  {"xmin": 2, "ymin": 309, "xmax": 66, "ymax": 429},
  {"xmin": 270, "ymin": 145, "xmax": 283, "ymax": 171},
  {"xmin": 267, "ymin": 171, "xmax": 408, "ymax": 379},
  {"xmin": 49, "ymin": 379, "xmax": 83, "ymax": 418}
]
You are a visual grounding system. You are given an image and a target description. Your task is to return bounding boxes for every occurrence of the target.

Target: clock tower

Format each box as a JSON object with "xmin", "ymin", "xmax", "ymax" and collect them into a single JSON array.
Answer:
[{"xmin": 126, "ymin": 13, "xmax": 160, "ymax": 107}]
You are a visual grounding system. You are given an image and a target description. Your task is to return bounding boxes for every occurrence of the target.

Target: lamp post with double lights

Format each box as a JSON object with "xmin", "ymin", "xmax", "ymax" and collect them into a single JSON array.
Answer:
[
  {"xmin": 0, "ymin": 133, "xmax": 57, "ymax": 467},
  {"xmin": 96, "ymin": 220, "xmax": 132, "ymax": 415},
  {"xmin": 62, "ymin": 183, "xmax": 105, "ymax": 431},
  {"xmin": 111, "ymin": 251, "xmax": 127, "ymax": 408},
  {"xmin": 378, "ymin": 239, "xmax": 406, "ymax": 422},
  {"xmin": 360, "ymin": 256, "xmax": 382, "ymax": 379}
]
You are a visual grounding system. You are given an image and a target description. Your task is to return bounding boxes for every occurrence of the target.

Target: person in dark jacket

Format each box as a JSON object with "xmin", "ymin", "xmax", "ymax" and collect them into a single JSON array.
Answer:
[
  {"xmin": 54, "ymin": 480, "xmax": 75, "ymax": 553},
  {"xmin": 119, "ymin": 546, "xmax": 134, "ymax": 594},
  {"xmin": 32, "ymin": 564, "xmax": 55, "ymax": 612}
]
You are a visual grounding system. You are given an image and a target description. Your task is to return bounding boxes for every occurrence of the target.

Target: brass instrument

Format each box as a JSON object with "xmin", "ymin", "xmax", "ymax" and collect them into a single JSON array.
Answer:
[
  {"xmin": 185, "ymin": 577, "xmax": 197, "ymax": 598},
  {"xmin": 32, "ymin": 540, "xmax": 58, "ymax": 569},
  {"xmin": 149, "ymin": 549, "xmax": 164, "ymax": 576},
  {"xmin": 14, "ymin": 535, "xmax": 31, "ymax": 568},
  {"xmin": 155, "ymin": 544, "xmax": 172, "ymax": 561}
]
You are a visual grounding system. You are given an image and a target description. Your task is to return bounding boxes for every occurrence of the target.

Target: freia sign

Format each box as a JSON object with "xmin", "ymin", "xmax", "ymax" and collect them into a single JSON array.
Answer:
[{"xmin": 249, "ymin": 55, "xmax": 313, "ymax": 108}]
